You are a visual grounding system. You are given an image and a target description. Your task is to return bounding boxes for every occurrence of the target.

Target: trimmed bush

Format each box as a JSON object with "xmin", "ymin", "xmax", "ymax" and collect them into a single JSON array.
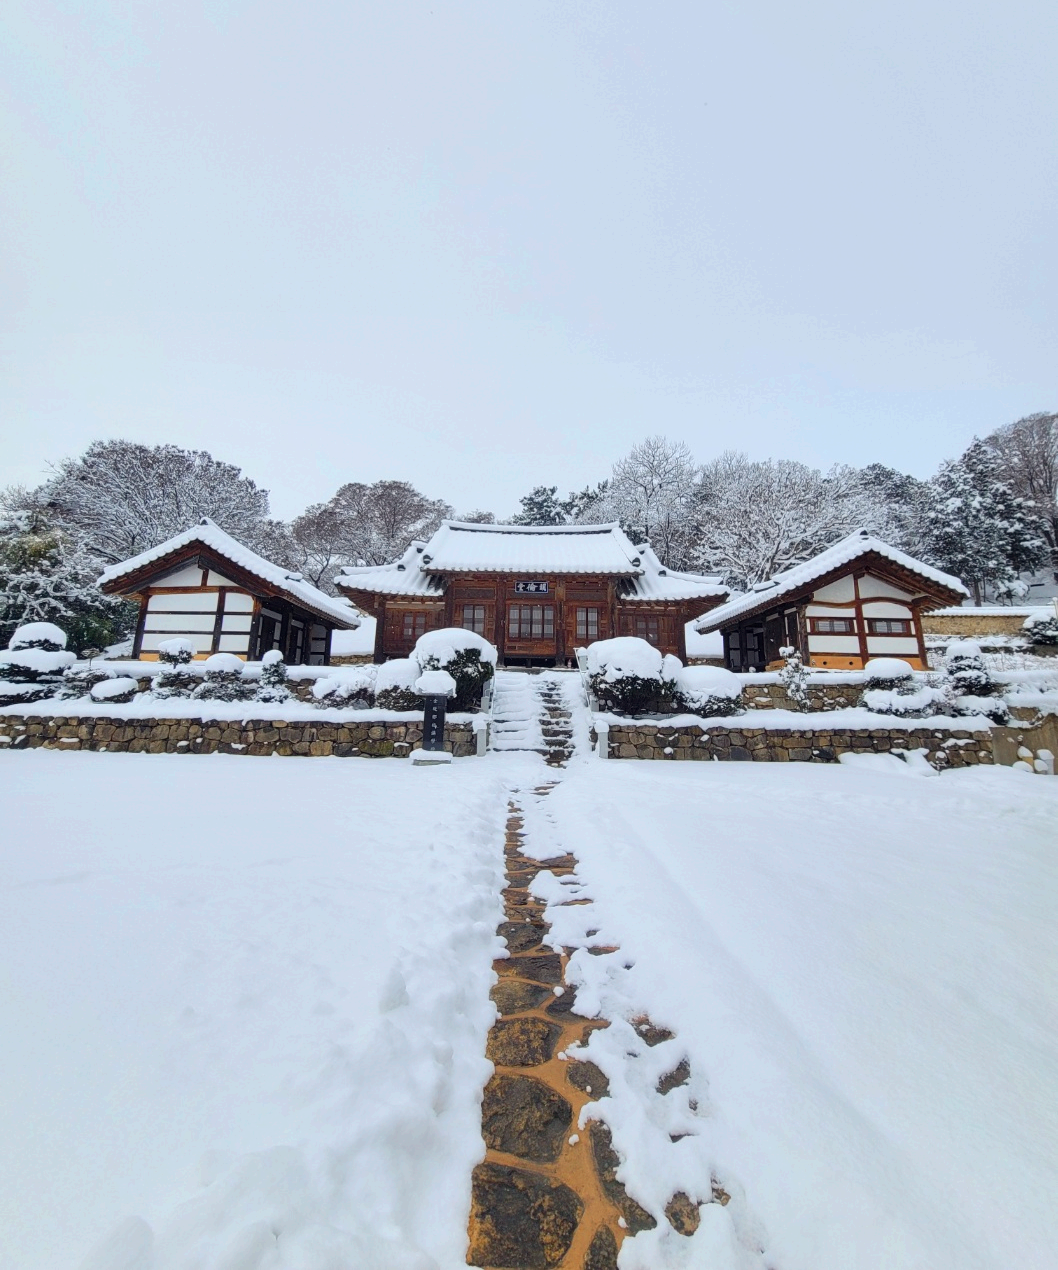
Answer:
[
  {"xmin": 587, "ymin": 637, "xmax": 681, "ymax": 716},
  {"xmin": 256, "ymin": 649, "xmax": 291, "ymax": 703},
  {"xmin": 152, "ymin": 637, "xmax": 200, "ymax": 699},
  {"xmin": 0, "ymin": 623, "xmax": 76, "ymax": 705},
  {"xmin": 413, "ymin": 628, "xmax": 497, "ymax": 710},
  {"xmin": 675, "ymin": 665, "xmax": 744, "ymax": 717},
  {"xmin": 191, "ymin": 653, "xmax": 255, "ymax": 702},
  {"xmin": 1024, "ymin": 611, "xmax": 1058, "ymax": 647},
  {"xmin": 374, "ymin": 658, "xmax": 423, "ymax": 711}
]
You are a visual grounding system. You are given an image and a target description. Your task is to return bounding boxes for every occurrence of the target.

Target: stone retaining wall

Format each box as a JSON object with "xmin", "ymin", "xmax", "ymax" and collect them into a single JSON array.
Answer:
[
  {"xmin": 0, "ymin": 714, "xmax": 480, "ymax": 758},
  {"xmin": 597, "ymin": 722, "xmax": 994, "ymax": 768},
  {"xmin": 923, "ymin": 612, "xmax": 1030, "ymax": 637},
  {"xmin": 743, "ymin": 681, "xmax": 857, "ymax": 712}
]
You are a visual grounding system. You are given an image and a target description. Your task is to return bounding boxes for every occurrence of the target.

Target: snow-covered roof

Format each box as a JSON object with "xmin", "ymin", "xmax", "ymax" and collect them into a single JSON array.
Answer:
[
  {"xmin": 98, "ymin": 520, "xmax": 360, "ymax": 628},
  {"xmin": 695, "ymin": 530, "xmax": 969, "ymax": 632},
  {"xmin": 618, "ymin": 545, "xmax": 728, "ymax": 604},
  {"xmin": 335, "ymin": 521, "xmax": 728, "ymax": 605}
]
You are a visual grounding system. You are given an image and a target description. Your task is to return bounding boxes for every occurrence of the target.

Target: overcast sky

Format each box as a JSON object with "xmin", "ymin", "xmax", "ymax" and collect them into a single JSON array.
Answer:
[{"xmin": 1, "ymin": 1, "xmax": 1055, "ymax": 519}]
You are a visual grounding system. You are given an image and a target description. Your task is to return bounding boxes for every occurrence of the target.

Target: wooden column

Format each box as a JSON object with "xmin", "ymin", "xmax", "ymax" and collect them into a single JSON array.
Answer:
[{"xmin": 853, "ymin": 573, "xmax": 870, "ymax": 666}]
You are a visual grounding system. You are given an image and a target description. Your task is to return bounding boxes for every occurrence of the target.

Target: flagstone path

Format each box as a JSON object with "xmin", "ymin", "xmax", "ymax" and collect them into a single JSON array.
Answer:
[{"xmin": 468, "ymin": 674, "xmax": 725, "ymax": 1268}]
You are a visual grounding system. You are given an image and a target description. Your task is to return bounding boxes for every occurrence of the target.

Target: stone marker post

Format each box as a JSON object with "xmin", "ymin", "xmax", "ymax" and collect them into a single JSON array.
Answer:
[{"xmin": 411, "ymin": 668, "xmax": 457, "ymax": 766}]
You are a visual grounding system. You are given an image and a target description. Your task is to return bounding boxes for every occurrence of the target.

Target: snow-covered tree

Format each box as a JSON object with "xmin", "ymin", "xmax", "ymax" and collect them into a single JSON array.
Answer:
[
  {"xmin": 596, "ymin": 437, "xmax": 699, "ymax": 568},
  {"xmin": 924, "ymin": 441, "xmax": 1045, "ymax": 603},
  {"xmin": 857, "ymin": 463, "xmax": 932, "ymax": 557},
  {"xmin": 510, "ymin": 486, "xmax": 570, "ymax": 526},
  {"xmin": 983, "ymin": 412, "xmax": 1058, "ymax": 580},
  {"xmin": 690, "ymin": 453, "xmax": 890, "ymax": 589},
  {"xmin": 0, "ymin": 497, "xmax": 136, "ymax": 652},
  {"xmin": 39, "ymin": 440, "xmax": 282, "ymax": 565},
  {"xmin": 290, "ymin": 480, "xmax": 452, "ymax": 587}
]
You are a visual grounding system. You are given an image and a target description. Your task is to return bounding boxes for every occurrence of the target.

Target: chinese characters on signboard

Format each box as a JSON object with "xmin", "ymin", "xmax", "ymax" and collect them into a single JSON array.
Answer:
[{"xmin": 514, "ymin": 580, "xmax": 549, "ymax": 594}]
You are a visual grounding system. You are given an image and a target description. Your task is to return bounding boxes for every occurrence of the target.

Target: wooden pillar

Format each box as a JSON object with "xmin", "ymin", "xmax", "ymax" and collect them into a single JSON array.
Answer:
[
  {"xmin": 853, "ymin": 573, "xmax": 869, "ymax": 667},
  {"xmin": 132, "ymin": 593, "xmax": 149, "ymax": 659},
  {"xmin": 373, "ymin": 605, "xmax": 386, "ymax": 663}
]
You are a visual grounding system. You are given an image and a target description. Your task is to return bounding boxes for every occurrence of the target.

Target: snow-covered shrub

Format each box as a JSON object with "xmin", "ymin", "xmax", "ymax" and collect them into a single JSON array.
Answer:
[
  {"xmin": 8, "ymin": 621, "xmax": 69, "ymax": 652},
  {"xmin": 944, "ymin": 641, "xmax": 998, "ymax": 698},
  {"xmin": 312, "ymin": 664, "xmax": 378, "ymax": 708},
  {"xmin": 674, "ymin": 665, "xmax": 744, "ymax": 717},
  {"xmin": 1024, "ymin": 611, "xmax": 1058, "ymax": 646},
  {"xmin": 255, "ymin": 649, "xmax": 291, "ymax": 703},
  {"xmin": 857, "ymin": 658, "xmax": 944, "ymax": 717},
  {"xmin": 374, "ymin": 658, "xmax": 423, "ymax": 711},
  {"xmin": 413, "ymin": 628, "xmax": 497, "ymax": 711},
  {"xmin": 861, "ymin": 683, "xmax": 949, "ymax": 719},
  {"xmin": 863, "ymin": 657, "xmax": 915, "ymax": 687},
  {"xmin": 191, "ymin": 653, "xmax": 255, "ymax": 702},
  {"xmin": 90, "ymin": 676, "xmax": 138, "ymax": 704},
  {"xmin": 56, "ymin": 661, "xmax": 117, "ymax": 700},
  {"xmin": 152, "ymin": 637, "xmax": 200, "ymax": 699},
  {"xmin": 0, "ymin": 623, "xmax": 76, "ymax": 704},
  {"xmin": 777, "ymin": 645, "xmax": 809, "ymax": 711},
  {"xmin": 586, "ymin": 637, "xmax": 681, "ymax": 715}
]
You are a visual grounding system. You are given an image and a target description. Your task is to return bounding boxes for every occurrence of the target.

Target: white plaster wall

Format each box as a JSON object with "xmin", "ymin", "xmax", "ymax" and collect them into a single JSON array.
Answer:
[
  {"xmin": 808, "ymin": 635, "xmax": 861, "ymax": 654},
  {"xmin": 143, "ymin": 613, "xmax": 216, "ymax": 633},
  {"xmin": 217, "ymin": 634, "xmax": 251, "ymax": 654},
  {"xmin": 221, "ymin": 614, "xmax": 253, "ymax": 633},
  {"xmin": 206, "ymin": 570, "xmax": 239, "ymax": 587},
  {"xmin": 147, "ymin": 592, "xmax": 218, "ymax": 612},
  {"xmin": 866, "ymin": 637, "xmax": 919, "ymax": 656},
  {"xmin": 153, "ymin": 564, "xmax": 205, "ymax": 587},
  {"xmin": 141, "ymin": 631, "xmax": 213, "ymax": 653},
  {"xmin": 859, "ymin": 574, "xmax": 914, "ymax": 599},
  {"xmin": 806, "ymin": 604, "xmax": 856, "ymax": 617},
  {"xmin": 812, "ymin": 577, "xmax": 855, "ymax": 602},
  {"xmin": 861, "ymin": 601, "xmax": 913, "ymax": 619},
  {"xmin": 223, "ymin": 592, "xmax": 255, "ymax": 612}
]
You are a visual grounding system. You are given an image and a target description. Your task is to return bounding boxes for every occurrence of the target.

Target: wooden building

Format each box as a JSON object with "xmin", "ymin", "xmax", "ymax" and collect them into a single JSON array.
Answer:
[
  {"xmin": 98, "ymin": 519, "xmax": 360, "ymax": 664},
  {"xmin": 335, "ymin": 520, "xmax": 729, "ymax": 665},
  {"xmin": 694, "ymin": 530, "xmax": 968, "ymax": 672}
]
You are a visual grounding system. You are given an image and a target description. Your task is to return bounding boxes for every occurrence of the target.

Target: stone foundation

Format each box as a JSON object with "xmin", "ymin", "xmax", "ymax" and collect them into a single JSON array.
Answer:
[
  {"xmin": 0, "ymin": 714, "xmax": 479, "ymax": 758},
  {"xmin": 596, "ymin": 722, "xmax": 994, "ymax": 768},
  {"xmin": 743, "ymin": 681, "xmax": 858, "ymax": 712}
]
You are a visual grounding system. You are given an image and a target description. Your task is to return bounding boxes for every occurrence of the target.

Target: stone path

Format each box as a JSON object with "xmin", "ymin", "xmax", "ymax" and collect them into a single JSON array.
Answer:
[{"xmin": 468, "ymin": 676, "xmax": 724, "ymax": 1267}]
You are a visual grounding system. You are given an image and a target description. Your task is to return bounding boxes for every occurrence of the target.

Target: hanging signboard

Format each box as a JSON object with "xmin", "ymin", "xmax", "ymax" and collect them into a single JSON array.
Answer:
[{"xmin": 514, "ymin": 580, "xmax": 549, "ymax": 594}]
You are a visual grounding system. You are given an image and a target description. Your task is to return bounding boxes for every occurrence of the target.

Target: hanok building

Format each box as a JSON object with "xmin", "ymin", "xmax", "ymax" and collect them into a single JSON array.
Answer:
[
  {"xmin": 98, "ymin": 519, "xmax": 360, "ymax": 664},
  {"xmin": 694, "ymin": 530, "xmax": 968, "ymax": 672},
  {"xmin": 335, "ymin": 520, "xmax": 729, "ymax": 665}
]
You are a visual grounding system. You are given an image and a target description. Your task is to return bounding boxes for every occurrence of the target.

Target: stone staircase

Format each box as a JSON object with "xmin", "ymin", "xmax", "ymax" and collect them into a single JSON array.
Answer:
[{"xmin": 489, "ymin": 672, "xmax": 575, "ymax": 767}]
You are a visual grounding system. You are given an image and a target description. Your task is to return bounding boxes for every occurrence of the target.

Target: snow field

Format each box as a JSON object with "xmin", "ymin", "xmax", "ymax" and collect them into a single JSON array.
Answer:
[
  {"xmin": 538, "ymin": 760, "xmax": 1058, "ymax": 1270},
  {"xmin": 0, "ymin": 752, "xmax": 510, "ymax": 1270}
]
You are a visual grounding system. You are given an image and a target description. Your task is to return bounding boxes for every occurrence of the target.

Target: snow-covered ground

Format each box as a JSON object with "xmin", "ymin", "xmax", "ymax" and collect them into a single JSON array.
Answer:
[
  {"xmin": 538, "ymin": 758, "xmax": 1058, "ymax": 1270},
  {"xmin": 2, "ymin": 739, "xmax": 1056, "ymax": 1270},
  {"xmin": 0, "ymin": 752, "xmax": 519, "ymax": 1270}
]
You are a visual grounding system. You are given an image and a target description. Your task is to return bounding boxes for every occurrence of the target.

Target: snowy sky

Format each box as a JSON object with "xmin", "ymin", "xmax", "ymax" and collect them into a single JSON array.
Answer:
[{"xmin": 2, "ymin": 1, "xmax": 1056, "ymax": 519}]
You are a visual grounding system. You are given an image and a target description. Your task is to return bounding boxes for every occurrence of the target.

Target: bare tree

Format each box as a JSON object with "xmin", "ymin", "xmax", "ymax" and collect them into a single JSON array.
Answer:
[
  {"xmin": 290, "ymin": 480, "xmax": 452, "ymax": 590},
  {"xmin": 580, "ymin": 437, "xmax": 698, "ymax": 566},
  {"xmin": 984, "ymin": 412, "xmax": 1058, "ymax": 579},
  {"xmin": 691, "ymin": 452, "xmax": 891, "ymax": 588},
  {"xmin": 39, "ymin": 440, "xmax": 277, "ymax": 565}
]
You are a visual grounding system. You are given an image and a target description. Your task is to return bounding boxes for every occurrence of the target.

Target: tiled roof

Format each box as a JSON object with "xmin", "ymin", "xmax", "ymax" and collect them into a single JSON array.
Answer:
[
  {"xmin": 335, "ymin": 522, "xmax": 729, "ymax": 605},
  {"xmin": 98, "ymin": 520, "xmax": 360, "ymax": 628},
  {"xmin": 695, "ymin": 530, "xmax": 968, "ymax": 631}
]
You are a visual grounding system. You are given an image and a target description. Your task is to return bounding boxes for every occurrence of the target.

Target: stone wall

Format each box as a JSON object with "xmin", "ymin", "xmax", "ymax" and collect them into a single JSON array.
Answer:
[
  {"xmin": 596, "ymin": 722, "xmax": 994, "ymax": 768},
  {"xmin": 0, "ymin": 714, "xmax": 480, "ymax": 758},
  {"xmin": 923, "ymin": 612, "xmax": 1030, "ymax": 637},
  {"xmin": 743, "ymin": 681, "xmax": 858, "ymax": 712}
]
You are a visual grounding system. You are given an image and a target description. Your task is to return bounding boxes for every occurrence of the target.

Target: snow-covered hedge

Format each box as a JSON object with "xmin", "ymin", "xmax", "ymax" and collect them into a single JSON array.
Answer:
[
  {"xmin": 257, "ymin": 649, "xmax": 291, "ymax": 703},
  {"xmin": 674, "ymin": 665, "xmax": 744, "ymax": 717},
  {"xmin": 943, "ymin": 641, "xmax": 1008, "ymax": 722},
  {"xmin": 374, "ymin": 658, "xmax": 423, "ymax": 711},
  {"xmin": 152, "ymin": 638, "xmax": 201, "ymax": 699},
  {"xmin": 587, "ymin": 637, "xmax": 683, "ymax": 715},
  {"xmin": 191, "ymin": 653, "xmax": 256, "ymax": 702},
  {"xmin": 413, "ymin": 628, "xmax": 496, "ymax": 711},
  {"xmin": 312, "ymin": 664, "xmax": 378, "ymax": 708},
  {"xmin": 0, "ymin": 623, "xmax": 76, "ymax": 705},
  {"xmin": 1023, "ymin": 611, "xmax": 1058, "ymax": 646}
]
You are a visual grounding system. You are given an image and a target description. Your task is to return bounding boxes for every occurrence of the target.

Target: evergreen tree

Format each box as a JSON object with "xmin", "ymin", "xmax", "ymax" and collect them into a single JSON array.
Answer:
[
  {"xmin": 925, "ymin": 441, "xmax": 1045, "ymax": 603},
  {"xmin": 510, "ymin": 486, "xmax": 570, "ymax": 526}
]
